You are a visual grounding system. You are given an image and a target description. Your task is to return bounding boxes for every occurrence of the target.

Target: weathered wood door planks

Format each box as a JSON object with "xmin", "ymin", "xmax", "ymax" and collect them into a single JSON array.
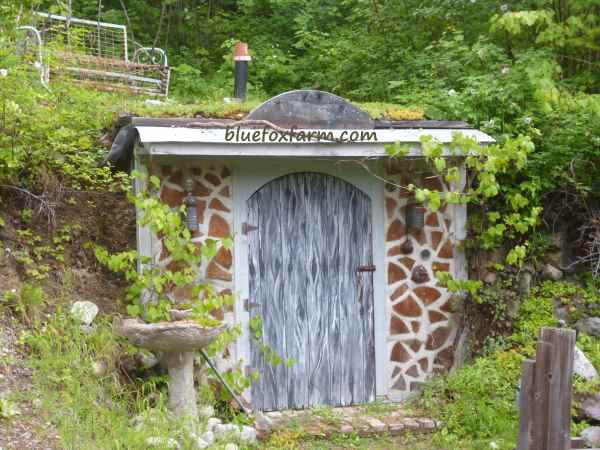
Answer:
[{"xmin": 248, "ymin": 172, "xmax": 375, "ymax": 410}]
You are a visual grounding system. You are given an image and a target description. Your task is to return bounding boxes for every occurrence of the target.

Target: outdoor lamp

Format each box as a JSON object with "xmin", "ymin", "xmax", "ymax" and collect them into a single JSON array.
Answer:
[
  {"xmin": 184, "ymin": 178, "xmax": 198, "ymax": 232},
  {"xmin": 406, "ymin": 202, "xmax": 426, "ymax": 230}
]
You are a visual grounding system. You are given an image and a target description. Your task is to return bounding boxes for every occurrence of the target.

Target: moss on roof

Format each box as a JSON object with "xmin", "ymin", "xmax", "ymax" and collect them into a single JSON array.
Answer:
[{"xmin": 121, "ymin": 96, "xmax": 425, "ymax": 121}]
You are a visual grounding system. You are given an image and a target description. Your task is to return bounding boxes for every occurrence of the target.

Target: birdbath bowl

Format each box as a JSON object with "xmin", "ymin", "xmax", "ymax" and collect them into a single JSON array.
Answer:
[{"xmin": 117, "ymin": 318, "xmax": 228, "ymax": 418}]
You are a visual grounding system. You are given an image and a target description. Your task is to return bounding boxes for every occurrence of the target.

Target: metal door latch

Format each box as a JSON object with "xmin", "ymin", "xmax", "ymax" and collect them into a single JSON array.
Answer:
[
  {"xmin": 243, "ymin": 299, "xmax": 260, "ymax": 311},
  {"xmin": 357, "ymin": 265, "xmax": 376, "ymax": 272},
  {"xmin": 242, "ymin": 222, "xmax": 258, "ymax": 235}
]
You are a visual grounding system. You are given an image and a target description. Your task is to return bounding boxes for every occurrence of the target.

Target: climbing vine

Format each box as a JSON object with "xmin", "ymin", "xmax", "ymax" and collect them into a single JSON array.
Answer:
[
  {"xmin": 386, "ymin": 132, "xmax": 540, "ymax": 267},
  {"xmin": 94, "ymin": 171, "xmax": 233, "ymax": 326}
]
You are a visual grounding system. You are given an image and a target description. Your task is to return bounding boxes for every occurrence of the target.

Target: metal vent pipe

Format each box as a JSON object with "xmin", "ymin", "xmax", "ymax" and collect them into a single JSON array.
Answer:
[{"xmin": 233, "ymin": 42, "xmax": 251, "ymax": 100}]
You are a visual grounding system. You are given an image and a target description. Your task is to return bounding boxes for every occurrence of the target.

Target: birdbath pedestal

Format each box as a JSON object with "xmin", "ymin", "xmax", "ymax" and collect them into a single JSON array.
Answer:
[{"xmin": 117, "ymin": 318, "xmax": 227, "ymax": 418}]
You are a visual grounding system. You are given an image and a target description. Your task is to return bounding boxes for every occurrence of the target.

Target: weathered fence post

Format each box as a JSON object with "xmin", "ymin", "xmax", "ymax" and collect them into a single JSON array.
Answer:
[
  {"xmin": 518, "ymin": 359, "xmax": 535, "ymax": 450},
  {"xmin": 517, "ymin": 327, "xmax": 576, "ymax": 450},
  {"xmin": 541, "ymin": 328, "xmax": 576, "ymax": 450}
]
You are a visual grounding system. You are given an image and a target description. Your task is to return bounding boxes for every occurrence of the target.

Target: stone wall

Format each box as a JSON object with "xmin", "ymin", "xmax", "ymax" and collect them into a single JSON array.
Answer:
[
  {"xmin": 143, "ymin": 161, "xmax": 461, "ymax": 398},
  {"xmin": 149, "ymin": 161, "xmax": 235, "ymax": 328},
  {"xmin": 384, "ymin": 174, "xmax": 458, "ymax": 398}
]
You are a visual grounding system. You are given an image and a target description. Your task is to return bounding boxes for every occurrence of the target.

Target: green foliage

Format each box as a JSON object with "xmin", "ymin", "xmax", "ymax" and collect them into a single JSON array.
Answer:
[
  {"xmin": 1, "ymin": 282, "xmax": 46, "ymax": 324},
  {"xmin": 421, "ymin": 350, "xmax": 522, "ymax": 450},
  {"xmin": 95, "ymin": 172, "xmax": 232, "ymax": 325},
  {"xmin": 387, "ymin": 132, "xmax": 541, "ymax": 266},
  {"xmin": 508, "ymin": 282, "xmax": 559, "ymax": 353},
  {"xmin": 0, "ymin": 397, "xmax": 20, "ymax": 420},
  {"xmin": 21, "ymin": 309, "xmax": 199, "ymax": 449},
  {"xmin": 577, "ymin": 333, "xmax": 600, "ymax": 373},
  {"xmin": 418, "ymin": 280, "xmax": 594, "ymax": 449}
]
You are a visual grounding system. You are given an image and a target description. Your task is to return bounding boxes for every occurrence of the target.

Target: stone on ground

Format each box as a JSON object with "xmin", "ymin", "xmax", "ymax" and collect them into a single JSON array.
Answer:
[
  {"xmin": 145, "ymin": 436, "xmax": 180, "ymax": 449},
  {"xmin": 214, "ymin": 423, "xmax": 241, "ymax": 439},
  {"xmin": 581, "ymin": 426, "xmax": 600, "ymax": 447},
  {"xmin": 574, "ymin": 346, "xmax": 598, "ymax": 380},
  {"xmin": 199, "ymin": 430, "xmax": 214, "ymax": 444},
  {"xmin": 582, "ymin": 394, "xmax": 600, "ymax": 421},
  {"xmin": 240, "ymin": 425, "xmax": 257, "ymax": 443},
  {"xmin": 541, "ymin": 264, "xmax": 563, "ymax": 281},
  {"xmin": 206, "ymin": 417, "xmax": 222, "ymax": 431},
  {"xmin": 198, "ymin": 405, "xmax": 214, "ymax": 418},
  {"xmin": 70, "ymin": 301, "xmax": 99, "ymax": 325},
  {"xmin": 576, "ymin": 317, "xmax": 600, "ymax": 338}
]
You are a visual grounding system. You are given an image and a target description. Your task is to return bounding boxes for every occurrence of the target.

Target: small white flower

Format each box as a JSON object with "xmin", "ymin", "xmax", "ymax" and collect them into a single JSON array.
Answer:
[
  {"xmin": 489, "ymin": 442, "xmax": 498, "ymax": 449},
  {"xmin": 0, "ymin": 69, "xmax": 7, "ymax": 77},
  {"xmin": 448, "ymin": 89, "xmax": 457, "ymax": 97},
  {"xmin": 5, "ymin": 247, "xmax": 11, "ymax": 254},
  {"xmin": 33, "ymin": 61, "xmax": 42, "ymax": 69},
  {"xmin": 501, "ymin": 66, "xmax": 510, "ymax": 75},
  {"xmin": 500, "ymin": 4, "xmax": 508, "ymax": 12},
  {"xmin": 470, "ymin": 0, "xmax": 476, "ymax": 3},
  {"xmin": 10, "ymin": 288, "xmax": 16, "ymax": 294},
  {"xmin": 524, "ymin": 117, "xmax": 532, "ymax": 125}
]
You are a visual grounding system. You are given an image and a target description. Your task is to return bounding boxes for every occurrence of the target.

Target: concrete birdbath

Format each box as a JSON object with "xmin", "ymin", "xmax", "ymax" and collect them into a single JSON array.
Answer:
[{"xmin": 117, "ymin": 318, "xmax": 227, "ymax": 417}]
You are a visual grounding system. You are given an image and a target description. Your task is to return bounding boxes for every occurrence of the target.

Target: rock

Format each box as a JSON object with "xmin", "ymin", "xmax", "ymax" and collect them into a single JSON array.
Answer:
[
  {"xmin": 199, "ymin": 431, "xmax": 214, "ymax": 445},
  {"xmin": 581, "ymin": 426, "xmax": 600, "ymax": 447},
  {"xmin": 483, "ymin": 272, "xmax": 497, "ymax": 285},
  {"xmin": 518, "ymin": 271, "xmax": 533, "ymax": 296},
  {"xmin": 576, "ymin": 318, "xmax": 600, "ymax": 338},
  {"xmin": 574, "ymin": 346, "xmax": 598, "ymax": 381},
  {"xmin": 224, "ymin": 444, "xmax": 238, "ymax": 450},
  {"xmin": 206, "ymin": 417, "xmax": 222, "ymax": 431},
  {"xmin": 544, "ymin": 250, "xmax": 564, "ymax": 268},
  {"xmin": 582, "ymin": 394, "xmax": 600, "ymax": 421},
  {"xmin": 240, "ymin": 425, "xmax": 257, "ymax": 443},
  {"xmin": 541, "ymin": 264, "xmax": 563, "ymax": 281},
  {"xmin": 137, "ymin": 352, "xmax": 159, "ymax": 370},
  {"xmin": 131, "ymin": 409, "xmax": 161, "ymax": 430},
  {"xmin": 253, "ymin": 411, "xmax": 272, "ymax": 431},
  {"xmin": 554, "ymin": 307, "xmax": 569, "ymax": 323},
  {"xmin": 198, "ymin": 405, "xmax": 214, "ymax": 418},
  {"xmin": 194, "ymin": 438, "xmax": 209, "ymax": 449},
  {"xmin": 70, "ymin": 301, "xmax": 99, "ymax": 325},
  {"xmin": 145, "ymin": 437, "xmax": 180, "ymax": 449},
  {"xmin": 214, "ymin": 423, "xmax": 240, "ymax": 439},
  {"xmin": 92, "ymin": 361, "xmax": 108, "ymax": 377},
  {"xmin": 451, "ymin": 332, "xmax": 469, "ymax": 371}
]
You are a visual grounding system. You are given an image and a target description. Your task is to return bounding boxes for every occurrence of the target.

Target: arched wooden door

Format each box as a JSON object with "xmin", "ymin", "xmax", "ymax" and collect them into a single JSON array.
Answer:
[{"xmin": 247, "ymin": 172, "xmax": 375, "ymax": 411}]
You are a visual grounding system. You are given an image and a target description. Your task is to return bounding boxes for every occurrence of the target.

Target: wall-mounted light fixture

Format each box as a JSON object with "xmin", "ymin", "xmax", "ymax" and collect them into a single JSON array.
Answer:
[
  {"xmin": 404, "ymin": 170, "xmax": 428, "ymax": 231},
  {"xmin": 184, "ymin": 178, "xmax": 198, "ymax": 232},
  {"xmin": 406, "ymin": 201, "xmax": 426, "ymax": 230}
]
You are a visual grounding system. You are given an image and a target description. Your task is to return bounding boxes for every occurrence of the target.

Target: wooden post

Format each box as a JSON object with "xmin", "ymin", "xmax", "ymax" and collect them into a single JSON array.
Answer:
[
  {"xmin": 541, "ymin": 327, "xmax": 576, "ymax": 450},
  {"xmin": 518, "ymin": 359, "xmax": 536, "ymax": 450},
  {"xmin": 531, "ymin": 341, "xmax": 553, "ymax": 450},
  {"xmin": 517, "ymin": 327, "xmax": 576, "ymax": 450}
]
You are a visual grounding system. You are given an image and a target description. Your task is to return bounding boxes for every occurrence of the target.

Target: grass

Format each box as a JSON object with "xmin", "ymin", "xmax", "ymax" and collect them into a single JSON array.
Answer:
[
  {"xmin": 44, "ymin": 80, "xmax": 426, "ymax": 121},
  {"xmin": 263, "ymin": 430, "xmax": 442, "ymax": 449},
  {"xmin": 20, "ymin": 309, "xmax": 190, "ymax": 449}
]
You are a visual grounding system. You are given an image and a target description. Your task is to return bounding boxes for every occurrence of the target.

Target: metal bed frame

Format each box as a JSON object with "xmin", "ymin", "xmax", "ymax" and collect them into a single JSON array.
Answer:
[{"xmin": 18, "ymin": 12, "xmax": 170, "ymax": 97}]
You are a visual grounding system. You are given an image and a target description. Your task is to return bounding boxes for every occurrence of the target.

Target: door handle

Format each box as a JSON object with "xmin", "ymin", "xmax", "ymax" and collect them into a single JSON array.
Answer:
[{"xmin": 357, "ymin": 265, "xmax": 376, "ymax": 272}]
